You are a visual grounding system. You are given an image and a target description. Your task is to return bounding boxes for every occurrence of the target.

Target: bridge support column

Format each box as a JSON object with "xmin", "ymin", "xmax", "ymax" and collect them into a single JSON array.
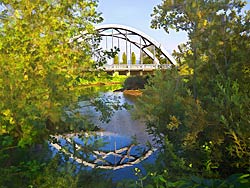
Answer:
[{"xmin": 126, "ymin": 71, "xmax": 130, "ymax": 76}]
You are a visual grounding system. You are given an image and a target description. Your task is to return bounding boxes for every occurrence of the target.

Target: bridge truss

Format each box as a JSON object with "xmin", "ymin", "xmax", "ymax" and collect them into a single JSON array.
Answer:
[
  {"xmin": 95, "ymin": 24, "xmax": 177, "ymax": 66},
  {"xmin": 72, "ymin": 24, "xmax": 177, "ymax": 73}
]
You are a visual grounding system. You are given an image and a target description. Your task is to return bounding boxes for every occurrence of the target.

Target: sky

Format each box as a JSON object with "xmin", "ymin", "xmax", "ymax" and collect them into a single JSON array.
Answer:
[
  {"xmin": 97, "ymin": 0, "xmax": 188, "ymax": 54},
  {"xmin": 0, "ymin": 1, "xmax": 249, "ymax": 54},
  {"xmin": 97, "ymin": 0, "xmax": 250, "ymax": 54}
]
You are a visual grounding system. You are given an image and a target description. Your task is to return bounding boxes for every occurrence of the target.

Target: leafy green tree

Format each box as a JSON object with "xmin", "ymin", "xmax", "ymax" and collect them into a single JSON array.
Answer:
[
  {"xmin": 0, "ymin": 0, "xmax": 102, "ymax": 147},
  {"xmin": 142, "ymin": 55, "xmax": 153, "ymax": 64},
  {"xmin": 159, "ymin": 57, "xmax": 168, "ymax": 64},
  {"xmin": 0, "ymin": 0, "xmax": 104, "ymax": 186},
  {"xmin": 141, "ymin": 47, "xmax": 153, "ymax": 64},
  {"xmin": 131, "ymin": 52, "xmax": 136, "ymax": 64},
  {"xmin": 152, "ymin": 0, "xmax": 250, "ymax": 100},
  {"xmin": 113, "ymin": 54, "xmax": 119, "ymax": 64},
  {"xmin": 133, "ymin": 170, "xmax": 250, "ymax": 188},
  {"xmin": 122, "ymin": 52, "xmax": 127, "ymax": 64},
  {"xmin": 134, "ymin": 70, "xmax": 207, "ymax": 178},
  {"xmin": 134, "ymin": 0, "xmax": 250, "ymax": 181},
  {"xmin": 141, "ymin": 46, "xmax": 167, "ymax": 64}
]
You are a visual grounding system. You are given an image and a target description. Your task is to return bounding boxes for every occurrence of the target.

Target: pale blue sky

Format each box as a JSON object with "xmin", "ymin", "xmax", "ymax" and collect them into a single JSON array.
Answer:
[
  {"xmin": 97, "ymin": 0, "xmax": 188, "ymax": 53},
  {"xmin": 97, "ymin": 0, "xmax": 250, "ymax": 54},
  {"xmin": 0, "ymin": 1, "xmax": 249, "ymax": 53}
]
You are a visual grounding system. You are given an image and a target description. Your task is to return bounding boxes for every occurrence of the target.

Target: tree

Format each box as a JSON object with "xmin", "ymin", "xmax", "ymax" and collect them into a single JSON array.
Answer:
[
  {"xmin": 142, "ymin": 55, "xmax": 153, "ymax": 64},
  {"xmin": 141, "ymin": 46, "xmax": 167, "ymax": 64},
  {"xmin": 134, "ymin": 70, "xmax": 207, "ymax": 178},
  {"xmin": 0, "ymin": 0, "xmax": 102, "ymax": 147},
  {"xmin": 151, "ymin": 0, "xmax": 250, "ymax": 99},
  {"xmin": 134, "ymin": 0, "xmax": 250, "ymax": 181},
  {"xmin": 113, "ymin": 54, "xmax": 119, "ymax": 64},
  {"xmin": 0, "ymin": 0, "xmax": 104, "ymax": 186},
  {"xmin": 122, "ymin": 52, "xmax": 127, "ymax": 64},
  {"xmin": 131, "ymin": 52, "xmax": 136, "ymax": 64}
]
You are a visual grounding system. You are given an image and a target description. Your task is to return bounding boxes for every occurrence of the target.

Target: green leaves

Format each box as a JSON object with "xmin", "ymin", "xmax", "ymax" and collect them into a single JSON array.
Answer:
[
  {"xmin": 0, "ymin": 4, "xmax": 106, "ymax": 185},
  {"xmin": 131, "ymin": 52, "xmax": 136, "ymax": 64},
  {"xmin": 122, "ymin": 52, "xmax": 127, "ymax": 64},
  {"xmin": 134, "ymin": 173, "xmax": 250, "ymax": 188},
  {"xmin": 0, "ymin": 0, "xmax": 103, "ymax": 149},
  {"xmin": 146, "ymin": 0, "xmax": 250, "ymax": 183},
  {"xmin": 0, "ymin": 0, "xmax": 109, "ymax": 186}
]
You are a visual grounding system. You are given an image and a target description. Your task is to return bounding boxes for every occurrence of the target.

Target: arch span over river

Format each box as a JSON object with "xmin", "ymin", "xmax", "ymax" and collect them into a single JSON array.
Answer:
[
  {"xmin": 73, "ymin": 24, "xmax": 177, "ymax": 68},
  {"xmin": 94, "ymin": 24, "xmax": 177, "ymax": 66}
]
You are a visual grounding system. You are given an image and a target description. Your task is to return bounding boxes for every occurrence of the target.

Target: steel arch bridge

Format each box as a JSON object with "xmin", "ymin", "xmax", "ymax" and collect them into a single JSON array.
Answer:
[
  {"xmin": 95, "ymin": 24, "xmax": 176, "ymax": 66},
  {"xmin": 73, "ymin": 24, "xmax": 177, "ymax": 74}
]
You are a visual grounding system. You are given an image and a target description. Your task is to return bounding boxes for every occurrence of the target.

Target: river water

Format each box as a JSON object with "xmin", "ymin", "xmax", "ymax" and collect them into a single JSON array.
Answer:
[
  {"xmin": 50, "ymin": 89, "xmax": 156, "ymax": 181},
  {"xmin": 95, "ymin": 92, "xmax": 153, "ymax": 144}
]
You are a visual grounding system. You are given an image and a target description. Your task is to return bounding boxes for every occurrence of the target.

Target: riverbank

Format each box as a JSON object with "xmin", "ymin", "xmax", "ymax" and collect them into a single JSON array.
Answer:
[
  {"xmin": 80, "ymin": 81, "xmax": 123, "ymax": 87},
  {"xmin": 78, "ymin": 75, "xmax": 146, "ymax": 97},
  {"xmin": 78, "ymin": 74, "xmax": 128, "ymax": 87},
  {"xmin": 123, "ymin": 89, "xmax": 142, "ymax": 96}
]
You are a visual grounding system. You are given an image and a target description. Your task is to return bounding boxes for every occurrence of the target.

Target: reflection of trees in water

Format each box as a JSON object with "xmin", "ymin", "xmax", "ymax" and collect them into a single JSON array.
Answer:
[
  {"xmin": 50, "ymin": 91, "xmax": 155, "ymax": 170},
  {"xmin": 50, "ymin": 133, "xmax": 155, "ymax": 170},
  {"xmin": 77, "ymin": 91, "xmax": 152, "ymax": 144}
]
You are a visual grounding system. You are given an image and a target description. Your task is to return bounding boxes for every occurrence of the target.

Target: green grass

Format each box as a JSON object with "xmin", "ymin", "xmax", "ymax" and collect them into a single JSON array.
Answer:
[{"xmin": 78, "ymin": 73, "xmax": 127, "ymax": 86}]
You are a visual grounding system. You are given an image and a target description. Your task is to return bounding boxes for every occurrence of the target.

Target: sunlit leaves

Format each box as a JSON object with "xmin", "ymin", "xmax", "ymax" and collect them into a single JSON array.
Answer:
[
  {"xmin": 167, "ymin": 115, "xmax": 180, "ymax": 130},
  {"xmin": 0, "ymin": 0, "xmax": 102, "ymax": 149},
  {"xmin": 147, "ymin": 0, "xmax": 250, "ymax": 180}
]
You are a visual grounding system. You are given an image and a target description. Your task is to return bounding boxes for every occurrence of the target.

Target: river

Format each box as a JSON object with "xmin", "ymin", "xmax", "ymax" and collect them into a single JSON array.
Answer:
[
  {"xmin": 92, "ymin": 91, "xmax": 153, "ymax": 144},
  {"xmin": 50, "ymin": 88, "xmax": 157, "ymax": 182}
]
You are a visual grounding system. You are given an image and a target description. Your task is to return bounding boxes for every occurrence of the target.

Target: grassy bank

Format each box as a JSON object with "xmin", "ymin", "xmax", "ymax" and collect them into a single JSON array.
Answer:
[{"xmin": 78, "ymin": 73, "xmax": 127, "ymax": 86}]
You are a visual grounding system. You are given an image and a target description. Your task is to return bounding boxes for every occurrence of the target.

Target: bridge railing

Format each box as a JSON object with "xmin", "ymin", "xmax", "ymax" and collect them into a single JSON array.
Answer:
[{"xmin": 103, "ymin": 64, "xmax": 171, "ymax": 71}]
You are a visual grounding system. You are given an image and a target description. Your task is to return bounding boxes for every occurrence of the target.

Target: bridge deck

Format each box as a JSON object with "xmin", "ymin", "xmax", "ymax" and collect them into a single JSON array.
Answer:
[{"xmin": 103, "ymin": 64, "xmax": 171, "ymax": 71}]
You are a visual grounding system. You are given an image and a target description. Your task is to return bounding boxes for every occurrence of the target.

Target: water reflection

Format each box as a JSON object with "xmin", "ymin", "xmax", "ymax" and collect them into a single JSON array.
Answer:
[
  {"xmin": 79, "ymin": 91, "xmax": 153, "ymax": 144},
  {"xmin": 50, "ymin": 90, "xmax": 156, "ymax": 180},
  {"xmin": 50, "ymin": 131, "xmax": 154, "ymax": 170}
]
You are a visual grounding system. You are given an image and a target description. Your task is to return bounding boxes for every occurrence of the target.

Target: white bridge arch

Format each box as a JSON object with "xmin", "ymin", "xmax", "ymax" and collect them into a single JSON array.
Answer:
[{"xmin": 95, "ymin": 24, "xmax": 177, "ymax": 66}]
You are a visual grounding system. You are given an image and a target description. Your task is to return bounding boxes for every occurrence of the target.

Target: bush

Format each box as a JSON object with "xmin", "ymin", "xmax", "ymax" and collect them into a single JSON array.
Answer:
[{"xmin": 123, "ymin": 76, "xmax": 149, "ymax": 90}]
